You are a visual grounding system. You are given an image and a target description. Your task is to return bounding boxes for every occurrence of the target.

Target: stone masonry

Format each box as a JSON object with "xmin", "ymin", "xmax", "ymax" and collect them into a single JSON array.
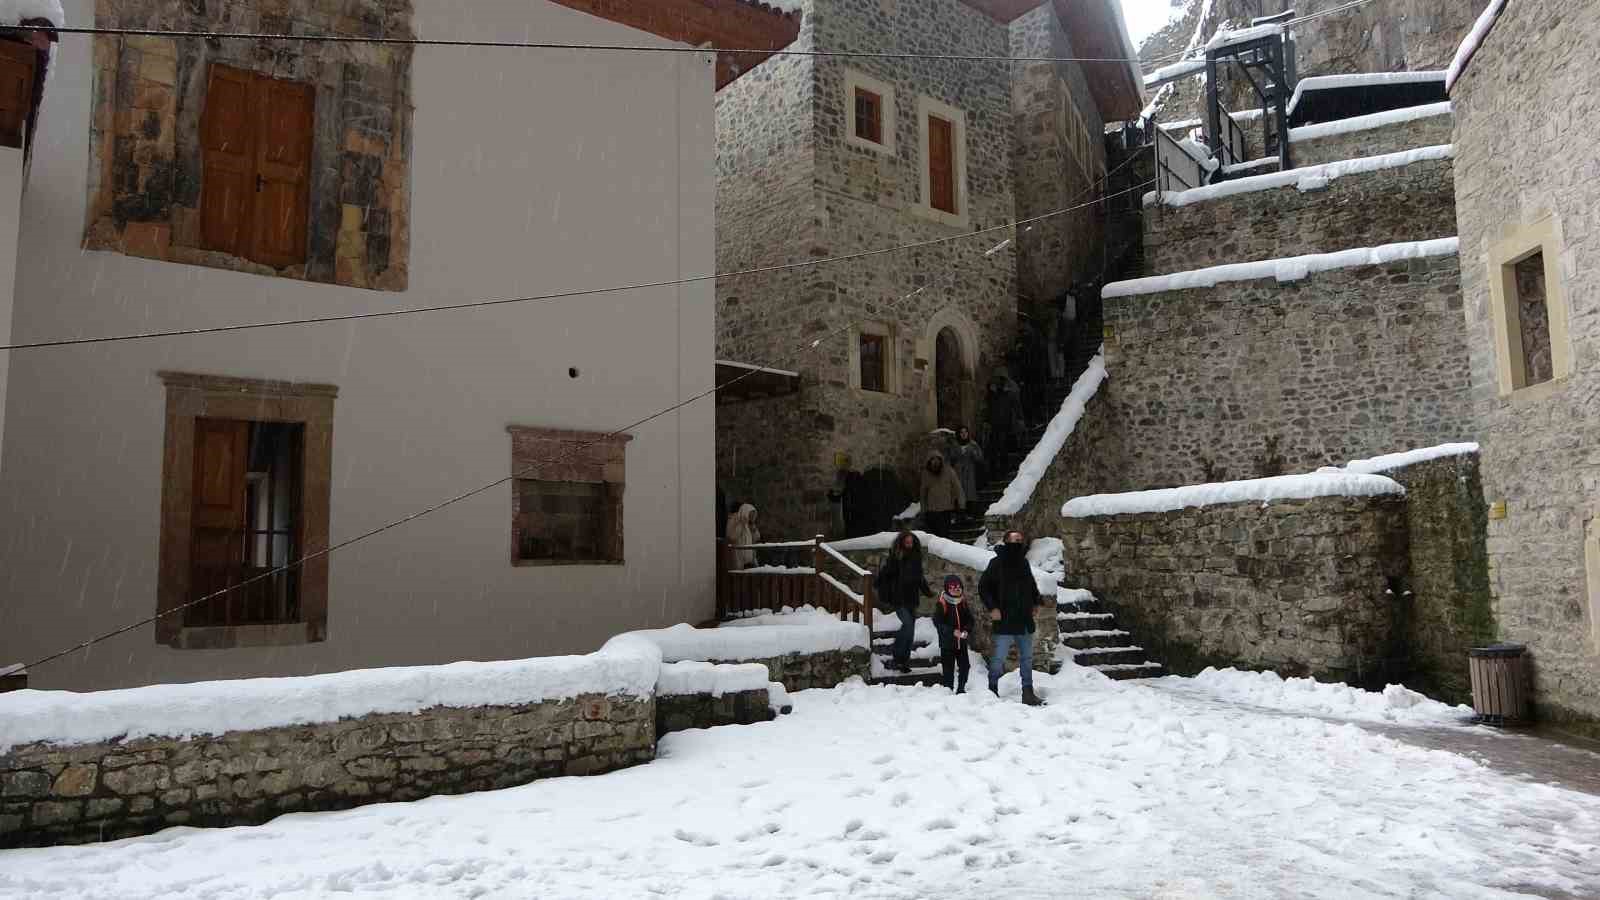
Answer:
[
  {"xmin": 1, "ymin": 692, "xmax": 653, "ymax": 849},
  {"xmin": 1103, "ymin": 254, "xmax": 1473, "ymax": 492},
  {"xmin": 82, "ymin": 0, "xmax": 413, "ymax": 291},
  {"xmin": 1144, "ymin": 154, "xmax": 1457, "ymax": 275},
  {"xmin": 1290, "ymin": 108, "xmax": 1454, "ymax": 169},
  {"xmin": 1450, "ymin": 0, "xmax": 1600, "ymax": 729},
  {"xmin": 656, "ymin": 689, "xmax": 775, "ymax": 738},
  {"xmin": 716, "ymin": 0, "xmax": 1028, "ymax": 540},
  {"xmin": 708, "ymin": 647, "xmax": 871, "ymax": 692},
  {"xmin": 1060, "ymin": 494, "xmax": 1411, "ymax": 685}
]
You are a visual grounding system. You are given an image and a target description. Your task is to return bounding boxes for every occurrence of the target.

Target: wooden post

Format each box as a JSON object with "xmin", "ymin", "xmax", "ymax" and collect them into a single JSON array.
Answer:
[
  {"xmin": 716, "ymin": 540, "xmax": 728, "ymax": 621},
  {"xmin": 813, "ymin": 535, "xmax": 830, "ymax": 618},
  {"xmin": 861, "ymin": 565, "xmax": 875, "ymax": 633}
]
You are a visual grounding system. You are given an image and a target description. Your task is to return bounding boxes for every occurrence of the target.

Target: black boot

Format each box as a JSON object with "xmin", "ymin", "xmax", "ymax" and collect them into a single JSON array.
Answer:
[{"xmin": 1022, "ymin": 686, "xmax": 1044, "ymax": 707}]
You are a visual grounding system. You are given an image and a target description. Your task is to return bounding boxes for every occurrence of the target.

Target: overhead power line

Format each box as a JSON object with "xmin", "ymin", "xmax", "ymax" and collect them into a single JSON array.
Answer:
[{"xmin": 19, "ymin": 176, "xmax": 1154, "ymax": 674}]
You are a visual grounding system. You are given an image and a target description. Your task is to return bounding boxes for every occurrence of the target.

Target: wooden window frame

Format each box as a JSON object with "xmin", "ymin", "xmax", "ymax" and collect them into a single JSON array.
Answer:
[
  {"xmin": 855, "ymin": 88, "xmax": 884, "ymax": 145},
  {"xmin": 199, "ymin": 63, "xmax": 315, "ymax": 270},
  {"xmin": 843, "ymin": 69, "xmax": 896, "ymax": 155},
  {"xmin": 848, "ymin": 321, "xmax": 898, "ymax": 394},
  {"xmin": 0, "ymin": 39, "xmax": 37, "ymax": 150},
  {"xmin": 508, "ymin": 426, "xmax": 631, "ymax": 567},
  {"xmin": 1486, "ymin": 216, "xmax": 1574, "ymax": 400},
  {"xmin": 156, "ymin": 372, "xmax": 336, "ymax": 649},
  {"xmin": 913, "ymin": 96, "xmax": 969, "ymax": 228}
]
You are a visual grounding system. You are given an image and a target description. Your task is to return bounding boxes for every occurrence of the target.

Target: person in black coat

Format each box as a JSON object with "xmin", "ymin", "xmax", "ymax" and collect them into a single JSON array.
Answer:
[
  {"xmin": 979, "ymin": 530, "xmax": 1045, "ymax": 705},
  {"xmin": 931, "ymin": 575, "xmax": 975, "ymax": 692},
  {"xmin": 875, "ymin": 530, "xmax": 933, "ymax": 672}
]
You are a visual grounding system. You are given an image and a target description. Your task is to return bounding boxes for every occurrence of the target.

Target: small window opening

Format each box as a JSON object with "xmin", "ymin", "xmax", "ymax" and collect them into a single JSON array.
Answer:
[
  {"xmin": 855, "ymin": 87, "xmax": 883, "ymax": 145},
  {"xmin": 859, "ymin": 332, "xmax": 887, "ymax": 393},
  {"xmin": 516, "ymin": 480, "xmax": 621, "ymax": 563},
  {"xmin": 1513, "ymin": 252, "xmax": 1553, "ymax": 388}
]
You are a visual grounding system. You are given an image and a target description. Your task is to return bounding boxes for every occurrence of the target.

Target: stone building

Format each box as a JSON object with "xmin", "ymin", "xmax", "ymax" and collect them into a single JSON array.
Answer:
[
  {"xmin": 714, "ymin": 0, "xmax": 1142, "ymax": 540},
  {"xmin": 1449, "ymin": 0, "xmax": 1600, "ymax": 727},
  {"xmin": 0, "ymin": 0, "xmax": 799, "ymax": 691}
]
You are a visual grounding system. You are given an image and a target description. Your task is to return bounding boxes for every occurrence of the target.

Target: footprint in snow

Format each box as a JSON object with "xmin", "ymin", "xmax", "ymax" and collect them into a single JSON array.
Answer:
[
  {"xmin": 993, "ymin": 804, "xmax": 1021, "ymax": 817},
  {"xmin": 924, "ymin": 817, "xmax": 956, "ymax": 831},
  {"xmin": 870, "ymin": 753, "xmax": 894, "ymax": 765},
  {"xmin": 868, "ymin": 850, "xmax": 898, "ymax": 865},
  {"xmin": 843, "ymin": 818, "xmax": 864, "ymax": 836},
  {"xmin": 846, "ymin": 786, "xmax": 875, "ymax": 799},
  {"xmin": 673, "ymin": 828, "xmax": 718, "ymax": 847},
  {"xmin": 941, "ymin": 739, "xmax": 958, "ymax": 751},
  {"xmin": 740, "ymin": 779, "xmax": 770, "ymax": 789},
  {"xmin": 761, "ymin": 853, "xmax": 787, "ymax": 868},
  {"xmin": 890, "ymin": 791, "xmax": 912, "ymax": 808}
]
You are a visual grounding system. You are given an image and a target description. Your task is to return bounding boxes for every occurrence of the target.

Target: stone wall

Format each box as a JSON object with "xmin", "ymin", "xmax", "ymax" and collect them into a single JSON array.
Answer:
[
  {"xmin": 1385, "ymin": 454, "xmax": 1495, "ymax": 705},
  {"xmin": 1451, "ymin": 0, "xmax": 1600, "ymax": 730},
  {"xmin": 714, "ymin": 0, "xmax": 1019, "ymax": 540},
  {"xmin": 1009, "ymin": 3, "xmax": 1106, "ymax": 314},
  {"xmin": 656, "ymin": 689, "xmax": 774, "ymax": 737},
  {"xmin": 1290, "ymin": 109, "xmax": 1454, "ymax": 168},
  {"xmin": 1102, "ymin": 254, "xmax": 1473, "ymax": 491},
  {"xmin": 1060, "ymin": 494, "xmax": 1410, "ymax": 685},
  {"xmin": 711, "ymin": 647, "xmax": 870, "ymax": 692},
  {"xmin": 1144, "ymin": 155, "xmax": 1456, "ymax": 275},
  {"xmin": 1, "ymin": 692, "xmax": 653, "ymax": 849},
  {"xmin": 82, "ymin": 0, "xmax": 413, "ymax": 291}
]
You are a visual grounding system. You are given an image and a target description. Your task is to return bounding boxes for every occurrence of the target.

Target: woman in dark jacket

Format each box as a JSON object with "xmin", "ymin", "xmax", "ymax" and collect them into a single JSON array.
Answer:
[{"xmin": 875, "ymin": 530, "xmax": 934, "ymax": 672}]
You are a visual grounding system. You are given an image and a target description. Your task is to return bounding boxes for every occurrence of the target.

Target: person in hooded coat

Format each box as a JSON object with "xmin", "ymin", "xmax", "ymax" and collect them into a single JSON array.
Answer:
[
  {"xmin": 920, "ymin": 452, "xmax": 965, "ymax": 539},
  {"xmin": 874, "ymin": 530, "xmax": 934, "ymax": 672},
  {"xmin": 979, "ymin": 529, "xmax": 1045, "ymax": 705},
  {"xmin": 725, "ymin": 503, "xmax": 761, "ymax": 569},
  {"xmin": 946, "ymin": 426, "xmax": 985, "ymax": 519},
  {"xmin": 985, "ymin": 368, "xmax": 1024, "ymax": 462}
]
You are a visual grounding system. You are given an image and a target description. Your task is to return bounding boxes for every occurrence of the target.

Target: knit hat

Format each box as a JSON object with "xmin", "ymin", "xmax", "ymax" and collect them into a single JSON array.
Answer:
[{"xmin": 943, "ymin": 575, "xmax": 965, "ymax": 593}]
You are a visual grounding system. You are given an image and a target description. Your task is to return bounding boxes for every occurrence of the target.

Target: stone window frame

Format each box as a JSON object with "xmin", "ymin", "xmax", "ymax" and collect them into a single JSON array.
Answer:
[
  {"xmin": 507, "ymin": 425, "xmax": 631, "ymax": 568},
  {"xmin": 843, "ymin": 68, "xmax": 896, "ymax": 156},
  {"xmin": 156, "ymin": 372, "xmax": 337, "ymax": 650},
  {"xmin": 848, "ymin": 320, "xmax": 900, "ymax": 395},
  {"xmin": 1586, "ymin": 512, "xmax": 1600, "ymax": 656},
  {"xmin": 912, "ymin": 95, "xmax": 970, "ymax": 229},
  {"xmin": 1486, "ymin": 216, "xmax": 1574, "ymax": 400}
]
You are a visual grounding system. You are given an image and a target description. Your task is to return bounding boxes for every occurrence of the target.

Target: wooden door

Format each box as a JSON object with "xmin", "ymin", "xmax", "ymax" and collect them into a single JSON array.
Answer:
[
  {"xmin": 0, "ymin": 41, "xmax": 36, "ymax": 149},
  {"xmin": 251, "ymin": 77, "xmax": 314, "ymax": 269},
  {"xmin": 928, "ymin": 115, "xmax": 955, "ymax": 214},
  {"xmin": 200, "ymin": 65, "xmax": 256, "ymax": 257},
  {"xmin": 189, "ymin": 418, "xmax": 250, "ymax": 625}
]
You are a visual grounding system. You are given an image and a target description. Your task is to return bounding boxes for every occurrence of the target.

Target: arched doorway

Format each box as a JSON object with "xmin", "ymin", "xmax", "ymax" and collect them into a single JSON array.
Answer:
[{"xmin": 935, "ymin": 327, "xmax": 965, "ymax": 430}]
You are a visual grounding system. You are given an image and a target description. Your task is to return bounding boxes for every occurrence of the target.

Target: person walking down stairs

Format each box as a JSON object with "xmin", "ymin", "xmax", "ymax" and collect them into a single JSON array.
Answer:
[
  {"xmin": 932, "ymin": 575, "xmax": 974, "ymax": 693},
  {"xmin": 947, "ymin": 426, "xmax": 986, "ymax": 520},
  {"xmin": 875, "ymin": 530, "xmax": 935, "ymax": 673},
  {"xmin": 980, "ymin": 530, "xmax": 1046, "ymax": 706},
  {"xmin": 920, "ymin": 452, "xmax": 965, "ymax": 539}
]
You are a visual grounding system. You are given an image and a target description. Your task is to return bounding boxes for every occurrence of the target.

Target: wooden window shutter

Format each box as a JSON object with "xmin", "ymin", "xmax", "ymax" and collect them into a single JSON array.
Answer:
[
  {"xmin": 855, "ymin": 88, "xmax": 882, "ymax": 145},
  {"xmin": 0, "ymin": 41, "xmax": 36, "ymax": 149},
  {"xmin": 200, "ymin": 64, "xmax": 314, "ymax": 268},
  {"xmin": 928, "ymin": 115, "xmax": 956, "ymax": 215},
  {"xmin": 189, "ymin": 418, "xmax": 250, "ymax": 622},
  {"xmin": 251, "ymin": 77, "xmax": 315, "ymax": 269},
  {"xmin": 200, "ymin": 65, "xmax": 256, "ymax": 257}
]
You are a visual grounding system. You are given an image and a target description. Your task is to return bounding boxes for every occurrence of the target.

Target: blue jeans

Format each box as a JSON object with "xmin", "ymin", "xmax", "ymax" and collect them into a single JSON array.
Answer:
[
  {"xmin": 988, "ymin": 632, "xmax": 1034, "ymax": 691},
  {"xmin": 893, "ymin": 605, "xmax": 917, "ymax": 665}
]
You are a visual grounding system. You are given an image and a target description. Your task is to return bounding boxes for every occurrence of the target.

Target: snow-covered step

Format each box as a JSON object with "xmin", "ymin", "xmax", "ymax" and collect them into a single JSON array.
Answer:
[
  {"xmin": 1093, "ymin": 661, "xmax": 1166, "ymax": 681},
  {"xmin": 1071, "ymin": 646, "xmax": 1148, "ymax": 667},
  {"xmin": 1058, "ymin": 611, "xmax": 1115, "ymax": 622},
  {"xmin": 1060, "ymin": 629, "xmax": 1133, "ymax": 650}
]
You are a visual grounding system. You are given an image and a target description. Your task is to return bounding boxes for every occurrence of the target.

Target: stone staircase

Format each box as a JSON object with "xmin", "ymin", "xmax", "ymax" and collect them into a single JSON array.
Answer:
[
  {"xmin": 1056, "ymin": 590, "xmax": 1164, "ymax": 680},
  {"xmin": 869, "ymin": 618, "xmax": 946, "ymax": 687}
]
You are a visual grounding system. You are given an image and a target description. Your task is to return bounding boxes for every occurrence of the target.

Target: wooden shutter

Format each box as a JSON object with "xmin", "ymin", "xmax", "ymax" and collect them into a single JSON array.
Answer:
[
  {"xmin": 860, "ymin": 333, "xmax": 886, "ymax": 392},
  {"xmin": 250, "ymin": 77, "xmax": 314, "ymax": 268},
  {"xmin": 855, "ymin": 88, "xmax": 882, "ymax": 145},
  {"xmin": 190, "ymin": 418, "xmax": 250, "ymax": 624},
  {"xmin": 200, "ymin": 65, "xmax": 256, "ymax": 257},
  {"xmin": 0, "ymin": 41, "xmax": 35, "ymax": 149},
  {"xmin": 928, "ymin": 115, "xmax": 956, "ymax": 214}
]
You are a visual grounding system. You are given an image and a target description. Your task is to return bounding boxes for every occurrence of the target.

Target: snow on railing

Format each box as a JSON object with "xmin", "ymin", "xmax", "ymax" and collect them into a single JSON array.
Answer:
[
  {"xmin": 818, "ymin": 573, "xmax": 863, "ymax": 604},
  {"xmin": 717, "ymin": 536, "xmax": 874, "ymax": 631},
  {"xmin": 1102, "ymin": 238, "xmax": 1459, "ymax": 298},
  {"xmin": 1061, "ymin": 468, "xmax": 1404, "ymax": 518},
  {"xmin": 1447, "ymin": 0, "xmax": 1506, "ymax": 92},
  {"xmin": 986, "ymin": 351, "xmax": 1107, "ymax": 517},
  {"xmin": 1141, "ymin": 144, "xmax": 1454, "ymax": 208},
  {"xmin": 820, "ymin": 542, "xmax": 870, "ymax": 578},
  {"xmin": 1288, "ymin": 102, "xmax": 1452, "ymax": 144}
]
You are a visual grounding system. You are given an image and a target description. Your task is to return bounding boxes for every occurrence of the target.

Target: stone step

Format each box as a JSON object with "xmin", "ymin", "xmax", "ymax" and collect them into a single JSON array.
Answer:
[
  {"xmin": 1059, "ymin": 629, "xmax": 1131, "ymax": 650},
  {"xmin": 871, "ymin": 669, "xmax": 948, "ymax": 688},
  {"xmin": 1056, "ymin": 596, "xmax": 1102, "ymax": 611},
  {"xmin": 1057, "ymin": 611, "xmax": 1116, "ymax": 625},
  {"xmin": 1070, "ymin": 646, "xmax": 1148, "ymax": 667},
  {"xmin": 1092, "ymin": 662, "xmax": 1166, "ymax": 681}
]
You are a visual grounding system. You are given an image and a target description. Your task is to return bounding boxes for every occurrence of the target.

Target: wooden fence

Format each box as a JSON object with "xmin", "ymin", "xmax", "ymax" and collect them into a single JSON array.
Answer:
[{"xmin": 716, "ymin": 535, "xmax": 874, "ymax": 632}]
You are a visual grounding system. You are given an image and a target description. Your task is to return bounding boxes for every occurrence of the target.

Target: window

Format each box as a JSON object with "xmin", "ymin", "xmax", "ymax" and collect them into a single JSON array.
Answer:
[
  {"xmin": 843, "ymin": 69, "xmax": 896, "ymax": 155},
  {"xmin": 1487, "ymin": 217, "xmax": 1574, "ymax": 397},
  {"xmin": 855, "ymin": 88, "xmax": 884, "ymax": 145},
  {"xmin": 199, "ymin": 63, "xmax": 315, "ymax": 269},
  {"xmin": 860, "ymin": 333, "xmax": 887, "ymax": 392},
  {"xmin": 157, "ymin": 373, "xmax": 336, "ymax": 649},
  {"xmin": 850, "ymin": 322, "xmax": 897, "ymax": 394},
  {"xmin": 928, "ymin": 115, "xmax": 956, "ymax": 214},
  {"xmin": 508, "ymin": 426, "xmax": 630, "ymax": 566},
  {"xmin": 914, "ymin": 96, "xmax": 968, "ymax": 227}
]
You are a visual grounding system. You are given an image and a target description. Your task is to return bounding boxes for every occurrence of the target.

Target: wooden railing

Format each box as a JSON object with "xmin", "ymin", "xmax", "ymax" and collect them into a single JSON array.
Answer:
[{"xmin": 717, "ymin": 535, "xmax": 874, "ymax": 632}]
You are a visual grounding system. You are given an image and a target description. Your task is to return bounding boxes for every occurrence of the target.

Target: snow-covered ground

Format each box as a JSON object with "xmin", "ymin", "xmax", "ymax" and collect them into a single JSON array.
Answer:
[{"xmin": 5, "ymin": 667, "xmax": 1599, "ymax": 899}]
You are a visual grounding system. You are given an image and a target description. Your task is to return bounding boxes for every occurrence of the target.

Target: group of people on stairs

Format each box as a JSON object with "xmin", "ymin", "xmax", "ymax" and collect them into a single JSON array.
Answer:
[
  {"xmin": 873, "ymin": 529, "xmax": 1047, "ymax": 706},
  {"xmin": 920, "ymin": 425, "xmax": 987, "ymax": 539}
]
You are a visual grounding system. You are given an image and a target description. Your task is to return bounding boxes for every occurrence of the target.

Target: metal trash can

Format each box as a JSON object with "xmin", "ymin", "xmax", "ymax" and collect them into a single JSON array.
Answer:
[{"xmin": 1468, "ymin": 643, "xmax": 1527, "ymax": 725}]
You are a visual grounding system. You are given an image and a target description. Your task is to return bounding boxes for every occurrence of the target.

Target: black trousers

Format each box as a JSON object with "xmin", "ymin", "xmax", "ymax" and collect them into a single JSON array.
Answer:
[
  {"xmin": 938, "ymin": 632, "xmax": 971, "ymax": 690},
  {"xmin": 926, "ymin": 510, "xmax": 954, "ymax": 538}
]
